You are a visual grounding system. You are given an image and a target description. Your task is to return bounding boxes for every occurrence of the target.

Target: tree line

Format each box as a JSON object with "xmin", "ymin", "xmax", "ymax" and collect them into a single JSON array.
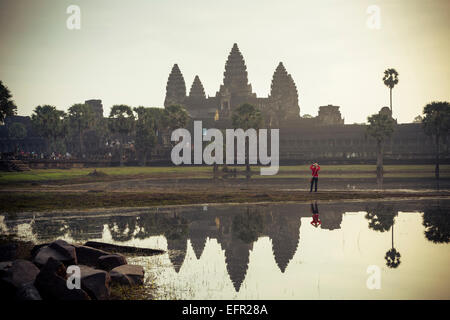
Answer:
[
  {"xmin": 29, "ymin": 103, "xmax": 190, "ymax": 165},
  {"xmin": 366, "ymin": 68, "xmax": 450, "ymax": 181}
]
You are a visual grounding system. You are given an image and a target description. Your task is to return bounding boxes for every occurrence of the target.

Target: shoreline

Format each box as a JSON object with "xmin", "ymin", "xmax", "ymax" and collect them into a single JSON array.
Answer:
[
  {"xmin": 1, "ymin": 165, "xmax": 449, "ymax": 214},
  {"xmin": 1, "ymin": 188, "xmax": 449, "ymax": 214}
]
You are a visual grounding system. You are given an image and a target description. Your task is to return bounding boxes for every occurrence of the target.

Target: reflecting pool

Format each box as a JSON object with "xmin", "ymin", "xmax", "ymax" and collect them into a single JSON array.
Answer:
[{"xmin": 1, "ymin": 199, "xmax": 449, "ymax": 299}]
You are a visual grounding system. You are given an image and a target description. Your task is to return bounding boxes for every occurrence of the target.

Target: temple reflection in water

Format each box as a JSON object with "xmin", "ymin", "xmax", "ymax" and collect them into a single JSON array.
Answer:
[{"xmin": 1, "ymin": 200, "xmax": 449, "ymax": 296}]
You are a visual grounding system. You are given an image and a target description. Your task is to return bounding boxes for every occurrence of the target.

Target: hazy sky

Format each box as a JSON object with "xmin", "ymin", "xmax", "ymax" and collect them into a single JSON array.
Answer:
[{"xmin": 0, "ymin": 0, "xmax": 449, "ymax": 124}]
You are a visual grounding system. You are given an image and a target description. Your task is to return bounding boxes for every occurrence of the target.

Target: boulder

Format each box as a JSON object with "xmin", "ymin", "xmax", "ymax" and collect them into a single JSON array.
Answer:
[
  {"xmin": 75, "ymin": 245, "xmax": 110, "ymax": 266},
  {"xmin": 3, "ymin": 259, "xmax": 40, "ymax": 285},
  {"xmin": 30, "ymin": 243, "xmax": 48, "ymax": 258},
  {"xmin": 97, "ymin": 254, "xmax": 127, "ymax": 272},
  {"xmin": 16, "ymin": 283, "xmax": 42, "ymax": 300},
  {"xmin": 109, "ymin": 264, "xmax": 145, "ymax": 286},
  {"xmin": 49, "ymin": 240, "xmax": 77, "ymax": 265},
  {"xmin": 33, "ymin": 245, "xmax": 75, "ymax": 267},
  {"xmin": 0, "ymin": 243, "xmax": 18, "ymax": 262},
  {"xmin": 0, "ymin": 259, "xmax": 40, "ymax": 300},
  {"xmin": 34, "ymin": 257, "xmax": 90, "ymax": 300},
  {"xmin": 78, "ymin": 265, "xmax": 111, "ymax": 300},
  {"xmin": 0, "ymin": 276, "xmax": 15, "ymax": 300},
  {"xmin": 0, "ymin": 261, "xmax": 12, "ymax": 275}
]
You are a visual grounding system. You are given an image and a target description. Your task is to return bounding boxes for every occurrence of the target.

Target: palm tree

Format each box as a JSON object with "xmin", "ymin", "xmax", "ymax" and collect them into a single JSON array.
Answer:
[
  {"xmin": 383, "ymin": 68, "xmax": 399, "ymax": 114},
  {"xmin": 231, "ymin": 103, "xmax": 264, "ymax": 174},
  {"xmin": 366, "ymin": 112, "xmax": 395, "ymax": 179},
  {"xmin": 421, "ymin": 101, "xmax": 450, "ymax": 180},
  {"xmin": 0, "ymin": 80, "xmax": 17, "ymax": 124},
  {"xmin": 32, "ymin": 105, "xmax": 67, "ymax": 153},
  {"xmin": 68, "ymin": 103, "xmax": 93, "ymax": 157},
  {"xmin": 133, "ymin": 107, "xmax": 158, "ymax": 166},
  {"xmin": 108, "ymin": 105, "xmax": 135, "ymax": 166},
  {"xmin": 165, "ymin": 105, "xmax": 190, "ymax": 132},
  {"xmin": 232, "ymin": 103, "xmax": 264, "ymax": 130}
]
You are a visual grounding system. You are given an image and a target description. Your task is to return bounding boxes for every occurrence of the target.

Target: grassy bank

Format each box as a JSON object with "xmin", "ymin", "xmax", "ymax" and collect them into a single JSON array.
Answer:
[
  {"xmin": 0, "ymin": 165, "xmax": 448, "ymax": 213},
  {"xmin": 0, "ymin": 164, "xmax": 449, "ymax": 185}
]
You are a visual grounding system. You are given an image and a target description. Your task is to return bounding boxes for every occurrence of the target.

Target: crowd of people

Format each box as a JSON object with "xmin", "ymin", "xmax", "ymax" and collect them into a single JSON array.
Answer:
[
  {"xmin": 0, "ymin": 138, "xmax": 136, "ymax": 161},
  {"xmin": 0, "ymin": 149, "xmax": 75, "ymax": 161}
]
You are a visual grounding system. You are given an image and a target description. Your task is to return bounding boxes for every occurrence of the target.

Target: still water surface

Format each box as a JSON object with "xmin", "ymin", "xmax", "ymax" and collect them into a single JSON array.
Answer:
[{"xmin": 1, "ymin": 199, "xmax": 449, "ymax": 299}]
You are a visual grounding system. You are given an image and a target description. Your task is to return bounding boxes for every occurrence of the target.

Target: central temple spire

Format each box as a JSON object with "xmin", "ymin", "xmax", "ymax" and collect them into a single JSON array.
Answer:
[
  {"xmin": 220, "ymin": 43, "xmax": 253, "ymax": 96},
  {"xmin": 162, "ymin": 44, "xmax": 300, "ymax": 122}
]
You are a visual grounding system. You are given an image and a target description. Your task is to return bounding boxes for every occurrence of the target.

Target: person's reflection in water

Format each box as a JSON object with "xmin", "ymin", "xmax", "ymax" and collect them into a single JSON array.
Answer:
[{"xmin": 310, "ymin": 202, "xmax": 321, "ymax": 228}]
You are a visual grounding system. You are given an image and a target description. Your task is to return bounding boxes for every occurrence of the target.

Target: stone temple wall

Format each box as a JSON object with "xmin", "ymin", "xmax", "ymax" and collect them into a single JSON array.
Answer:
[
  {"xmin": 173, "ymin": 120, "xmax": 446, "ymax": 165},
  {"xmin": 276, "ymin": 122, "xmax": 443, "ymax": 164},
  {"xmin": 1, "ymin": 114, "xmax": 447, "ymax": 164}
]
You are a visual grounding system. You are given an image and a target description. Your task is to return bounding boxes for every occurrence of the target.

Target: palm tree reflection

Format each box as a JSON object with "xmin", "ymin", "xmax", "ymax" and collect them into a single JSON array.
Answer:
[
  {"xmin": 365, "ymin": 203, "xmax": 401, "ymax": 268},
  {"xmin": 423, "ymin": 205, "xmax": 449, "ymax": 243},
  {"xmin": 385, "ymin": 223, "xmax": 401, "ymax": 268}
]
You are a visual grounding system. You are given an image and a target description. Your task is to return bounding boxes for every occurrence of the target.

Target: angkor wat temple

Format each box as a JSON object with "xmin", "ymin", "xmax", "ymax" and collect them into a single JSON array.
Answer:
[
  {"xmin": 163, "ymin": 43, "xmax": 448, "ymax": 164},
  {"xmin": 1, "ymin": 43, "xmax": 448, "ymax": 164},
  {"xmin": 164, "ymin": 43, "xmax": 300, "ymax": 126}
]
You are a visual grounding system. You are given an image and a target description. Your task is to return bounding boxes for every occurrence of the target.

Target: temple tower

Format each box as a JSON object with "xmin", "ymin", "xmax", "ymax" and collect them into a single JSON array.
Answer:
[
  {"xmin": 85, "ymin": 99, "xmax": 104, "ymax": 119},
  {"xmin": 188, "ymin": 75, "xmax": 206, "ymax": 100},
  {"xmin": 164, "ymin": 64, "xmax": 186, "ymax": 108},
  {"xmin": 187, "ymin": 217, "xmax": 209, "ymax": 260},
  {"xmin": 268, "ymin": 62, "xmax": 300, "ymax": 124},
  {"xmin": 224, "ymin": 240, "xmax": 253, "ymax": 292},
  {"xmin": 220, "ymin": 43, "xmax": 252, "ymax": 96},
  {"xmin": 270, "ymin": 215, "xmax": 301, "ymax": 273},
  {"xmin": 167, "ymin": 237, "xmax": 187, "ymax": 273},
  {"xmin": 217, "ymin": 44, "xmax": 255, "ymax": 117},
  {"xmin": 317, "ymin": 105, "xmax": 344, "ymax": 125},
  {"xmin": 183, "ymin": 75, "xmax": 209, "ymax": 119}
]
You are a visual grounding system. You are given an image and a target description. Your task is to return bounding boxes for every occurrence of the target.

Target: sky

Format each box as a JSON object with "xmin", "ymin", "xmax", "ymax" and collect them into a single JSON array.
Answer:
[{"xmin": 0, "ymin": 0, "xmax": 449, "ymax": 124}]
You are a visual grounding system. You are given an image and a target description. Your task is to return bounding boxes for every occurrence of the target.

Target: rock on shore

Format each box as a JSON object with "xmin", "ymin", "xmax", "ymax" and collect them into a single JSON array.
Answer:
[
  {"xmin": 110, "ymin": 264, "xmax": 145, "ymax": 286},
  {"xmin": 0, "ymin": 239, "xmax": 153, "ymax": 300}
]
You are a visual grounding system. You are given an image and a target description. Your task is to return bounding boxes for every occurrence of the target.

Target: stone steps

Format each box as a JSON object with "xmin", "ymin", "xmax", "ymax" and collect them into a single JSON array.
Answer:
[{"xmin": 6, "ymin": 160, "xmax": 31, "ymax": 172}]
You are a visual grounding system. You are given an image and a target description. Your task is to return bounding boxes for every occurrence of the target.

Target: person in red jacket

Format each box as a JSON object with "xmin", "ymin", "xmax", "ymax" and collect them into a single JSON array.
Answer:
[{"xmin": 310, "ymin": 162, "xmax": 320, "ymax": 192}]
